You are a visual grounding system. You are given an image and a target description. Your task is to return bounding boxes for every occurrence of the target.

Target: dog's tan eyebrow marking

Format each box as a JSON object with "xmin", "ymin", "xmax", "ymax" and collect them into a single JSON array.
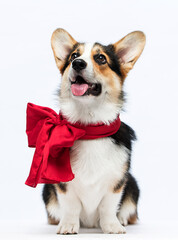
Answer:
[
  {"xmin": 71, "ymin": 43, "xmax": 85, "ymax": 56},
  {"xmin": 93, "ymin": 43, "xmax": 104, "ymax": 51},
  {"xmin": 92, "ymin": 44, "xmax": 102, "ymax": 54},
  {"xmin": 95, "ymin": 48, "xmax": 101, "ymax": 54}
]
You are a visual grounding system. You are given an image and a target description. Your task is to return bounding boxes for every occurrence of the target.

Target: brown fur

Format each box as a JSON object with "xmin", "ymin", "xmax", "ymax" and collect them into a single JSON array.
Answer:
[
  {"xmin": 48, "ymin": 215, "xmax": 59, "ymax": 225},
  {"xmin": 113, "ymin": 184, "xmax": 125, "ymax": 194},
  {"xmin": 128, "ymin": 213, "xmax": 137, "ymax": 224},
  {"xmin": 54, "ymin": 183, "xmax": 67, "ymax": 194},
  {"xmin": 112, "ymin": 161, "xmax": 129, "ymax": 193},
  {"xmin": 91, "ymin": 46, "xmax": 122, "ymax": 104}
]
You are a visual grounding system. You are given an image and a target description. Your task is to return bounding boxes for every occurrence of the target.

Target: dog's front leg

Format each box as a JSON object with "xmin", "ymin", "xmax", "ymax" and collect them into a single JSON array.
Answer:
[
  {"xmin": 56, "ymin": 187, "xmax": 81, "ymax": 234},
  {"xmin": 99, "ymin": 192, "xmax": 126, "ymax": 234}
]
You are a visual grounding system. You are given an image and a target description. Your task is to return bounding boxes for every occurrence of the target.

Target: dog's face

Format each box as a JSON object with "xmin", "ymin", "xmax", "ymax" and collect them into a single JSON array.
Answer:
[{"xmin": 51, "ymin": 29, "xmax": 145, "ymax": 124}]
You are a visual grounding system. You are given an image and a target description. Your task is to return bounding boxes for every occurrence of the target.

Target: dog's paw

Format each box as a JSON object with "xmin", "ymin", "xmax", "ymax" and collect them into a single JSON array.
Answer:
[
  {"xmin": 118, "ymin": 215, "xmax": 128, "ymax": 226},
  {"xmin": 101, "ymin": 221, "xmax": 126, "ymax": 234},
  {"xmin": 56, "ymin": 221, "xmax": 79, "ymax": 234}
]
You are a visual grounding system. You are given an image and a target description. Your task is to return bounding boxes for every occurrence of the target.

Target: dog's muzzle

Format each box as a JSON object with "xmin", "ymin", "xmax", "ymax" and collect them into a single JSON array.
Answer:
[{"xmin": 70, "ymin": 75, "xmax": 102, "ymax": 97}]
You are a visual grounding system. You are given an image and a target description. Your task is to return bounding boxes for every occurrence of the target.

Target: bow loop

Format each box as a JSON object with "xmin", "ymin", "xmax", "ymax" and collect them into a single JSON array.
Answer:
[{"xmin": 26, "ymin": 103, "xmax": 58, "ymax": 147}]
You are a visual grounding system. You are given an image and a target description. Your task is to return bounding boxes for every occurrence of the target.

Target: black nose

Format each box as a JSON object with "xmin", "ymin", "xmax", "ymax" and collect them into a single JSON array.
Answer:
[{"xmin": 72, "ymin": 59, "xmax": 87, "ymax": 72}]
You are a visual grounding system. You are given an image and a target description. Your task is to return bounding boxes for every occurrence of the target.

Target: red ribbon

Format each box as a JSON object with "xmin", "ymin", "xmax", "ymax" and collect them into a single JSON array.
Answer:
[{"xmin": 25, "ymin": 103, "xmax": 121, "ymax": 187}]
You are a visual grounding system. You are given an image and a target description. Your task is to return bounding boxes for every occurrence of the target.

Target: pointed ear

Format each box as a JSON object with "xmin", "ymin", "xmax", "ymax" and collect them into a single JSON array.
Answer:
[
  {"xmin": 113, "ymin": 31, "xmax": 146, "ymax": 78},
  {"xmin": 51, "ymin": 28, "xmax": 77, "ymax": 72}
]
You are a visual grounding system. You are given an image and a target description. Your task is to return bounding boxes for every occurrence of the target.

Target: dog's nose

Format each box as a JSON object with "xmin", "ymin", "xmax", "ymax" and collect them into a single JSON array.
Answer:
[{"xmin": 72, "ymin": 59, "xmax": 87, "ymax": 72}]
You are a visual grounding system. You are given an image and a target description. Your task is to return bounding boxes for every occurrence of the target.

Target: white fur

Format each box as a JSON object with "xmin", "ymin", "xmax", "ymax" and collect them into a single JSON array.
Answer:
[
  {"xmin": 56, "ymin": 186, "xmax": 81, "ymax": 234},
  {"xmin": 118, "ymin": 199, "xmax": 137, "ymax": 226},
  {"xmin": 53, "ymin": 41, "xmax": 130, "ymax": 234},
  {"xmin": 79, "ymin": 43, "xmax": 94, "ymax": 76},
  {"xmin": 55, "ymin": 139, "xmax": 129, "ymax": 233},
  {"xmin": 99, "ymin": 192, "xmax": 126, "ymax": 233},
  {"xmin": 60, "ymin": 96, "xmax": 121, "ymax": 124},
  {"xmin": 47, "ymin": 201, "xmax": 61, "ymax": 221}
]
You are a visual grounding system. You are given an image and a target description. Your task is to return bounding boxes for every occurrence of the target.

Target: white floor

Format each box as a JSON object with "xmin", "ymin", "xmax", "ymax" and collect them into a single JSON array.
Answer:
[{"xmin": 0, "ymin": 221, "xmax": 178, "ymax": 240}]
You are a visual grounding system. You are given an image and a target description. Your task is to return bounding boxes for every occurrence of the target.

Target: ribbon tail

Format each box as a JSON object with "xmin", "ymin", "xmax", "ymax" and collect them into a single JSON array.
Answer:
[
  {"xmin": 41, "ymin": 125, "xmax": 85, "ymax": 183},
  {"xmin": 26, "ymin": 103, "xmax": 58, "ymax": 147},
  {"xmin": 41, "ymin": 145, "xmax": 74, "ymax": 183},
  {"xmin": 25, "ymin": 149, "xmax": 44, "ymax": 187},
  {"xmin": 25, "ymin": 121, "xmax": 54, "ymax": 187}
]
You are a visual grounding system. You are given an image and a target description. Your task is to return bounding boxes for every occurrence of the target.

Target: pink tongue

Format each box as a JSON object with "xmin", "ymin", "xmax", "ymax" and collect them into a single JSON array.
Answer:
[{"xmin": 71, "ymin": 84, "xmax": 89, "ymax": 96}]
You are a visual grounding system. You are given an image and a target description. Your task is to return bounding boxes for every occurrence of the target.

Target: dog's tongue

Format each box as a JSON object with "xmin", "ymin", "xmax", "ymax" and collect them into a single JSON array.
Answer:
[{"xmin": 71, "ymin": 84, "xmax": 89, "ymax": 96}]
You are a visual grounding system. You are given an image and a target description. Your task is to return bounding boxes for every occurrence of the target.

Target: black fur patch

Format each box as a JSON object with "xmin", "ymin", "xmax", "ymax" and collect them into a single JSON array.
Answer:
[
  {"xmin": 111, "ymin": 122, "xmax": 138, "ymax": 202},
  {"xmin": 118, "ymin": 90, "xmax": 126, "ymax": 109},
  {"xmin": 121, "ymin": 173, "xmax": 140, "ymax": 205},
  {"xmin": 42, "ymin": 184, "xmax": 57, "ymax": 205},
  {"xmin": 110, "ymin": 122, "xmax": 136, "ymax": 170},
  {"xmin": 111, "ymin": 122, "xmax": 136, "ymax": 151},
  {"xmin": 94, "ymin": 43, "xmax": 123, "ymax": 78}
]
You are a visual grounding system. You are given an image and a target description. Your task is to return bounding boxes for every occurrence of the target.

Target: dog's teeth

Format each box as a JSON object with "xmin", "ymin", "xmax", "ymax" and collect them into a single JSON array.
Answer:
[{"xmin": 91, "ymin": 84, "xmax": 95, "ymax": 89}]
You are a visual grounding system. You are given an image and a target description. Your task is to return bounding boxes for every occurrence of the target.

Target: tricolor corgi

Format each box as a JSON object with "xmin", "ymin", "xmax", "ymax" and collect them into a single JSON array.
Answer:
[{"xmin": 42, "ymin": 28, "xmax": 146, "ymax": 234}]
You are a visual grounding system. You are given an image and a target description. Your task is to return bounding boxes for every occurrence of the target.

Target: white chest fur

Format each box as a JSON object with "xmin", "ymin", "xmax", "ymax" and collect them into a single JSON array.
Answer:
[{"xmin": 68, "ymin": 138, "xmax": 129, "ymax": 226}]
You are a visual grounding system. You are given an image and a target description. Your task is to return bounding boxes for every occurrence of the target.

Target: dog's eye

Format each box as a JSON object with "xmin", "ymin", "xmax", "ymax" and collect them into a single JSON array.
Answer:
[
  {"xmin": 71, "ymin": 52, "xmax": 79, "ymax": 62},
  {"xmin": 94, "ymin": 54, "xmax": 107, "ymax": 65}
]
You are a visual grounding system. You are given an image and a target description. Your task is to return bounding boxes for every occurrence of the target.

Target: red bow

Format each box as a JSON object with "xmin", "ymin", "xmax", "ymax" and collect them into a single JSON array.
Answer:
[{"xmin": 25, "ymin": 103, "xmax": 121, "ymax": 187}]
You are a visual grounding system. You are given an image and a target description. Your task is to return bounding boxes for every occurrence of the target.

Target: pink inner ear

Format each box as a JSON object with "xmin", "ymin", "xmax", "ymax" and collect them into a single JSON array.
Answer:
[{"xmin": 117, "ymin": 48, "xmax": 130, "ymax": 64}]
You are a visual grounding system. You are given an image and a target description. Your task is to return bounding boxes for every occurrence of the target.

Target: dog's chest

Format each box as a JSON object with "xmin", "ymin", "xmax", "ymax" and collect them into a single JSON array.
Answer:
[{"xmin": 69, "ymin": 138, "xmax": 128, "ymax": 215}]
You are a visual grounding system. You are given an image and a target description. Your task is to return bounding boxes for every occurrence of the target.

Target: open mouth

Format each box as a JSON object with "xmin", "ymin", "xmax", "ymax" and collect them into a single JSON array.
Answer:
[{"xmin": 71, "ymin": 76, "xmax": 101, "ymax": 96}]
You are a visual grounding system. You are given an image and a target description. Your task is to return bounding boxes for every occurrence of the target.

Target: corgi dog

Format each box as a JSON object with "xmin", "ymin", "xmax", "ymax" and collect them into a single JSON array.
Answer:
[{"xmin": 42, "ymin": 28, "xmax": 146, "ymax": 234}]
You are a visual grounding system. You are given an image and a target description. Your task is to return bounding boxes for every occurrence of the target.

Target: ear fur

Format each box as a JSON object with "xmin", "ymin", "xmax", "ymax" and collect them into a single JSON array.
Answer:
[
  {"xmin": 113, "ymin": 31, "xmax": 146, "ymax": 78},
  {"xmin": 51, "ymin": 28, "xmax": 77, "ymax": 72}
]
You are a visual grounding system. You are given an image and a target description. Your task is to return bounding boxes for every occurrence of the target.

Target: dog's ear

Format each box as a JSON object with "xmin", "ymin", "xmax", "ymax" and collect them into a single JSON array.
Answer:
[
  {"xmin": 51, "ymin": 28, "xmax": 77, "ymax": 72},
  {"xmin": 113, "ymin": 31, "xmax": 146, "ymax": 78}
]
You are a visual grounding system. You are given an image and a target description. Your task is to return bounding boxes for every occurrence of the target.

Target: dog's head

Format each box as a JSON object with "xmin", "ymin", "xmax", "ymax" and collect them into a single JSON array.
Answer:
[{"xmin": 51, "ymin": 29, "xmax": 145, "ymax": 124}]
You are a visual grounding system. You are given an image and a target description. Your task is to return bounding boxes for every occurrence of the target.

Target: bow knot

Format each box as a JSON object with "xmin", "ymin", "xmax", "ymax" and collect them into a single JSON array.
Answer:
[
  {"xmin": 57, "ymin": 118, "xmax": 68, "ymax": 126},
  {"xmin": 46, "ymin": 115, "xmax": 67, "ymax": 126}
]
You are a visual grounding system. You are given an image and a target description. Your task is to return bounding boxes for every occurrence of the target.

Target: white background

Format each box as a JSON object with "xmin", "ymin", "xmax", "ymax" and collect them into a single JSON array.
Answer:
[{"xmin": 0, "ymin": 0, "xmax": 178, "ymax": 239}]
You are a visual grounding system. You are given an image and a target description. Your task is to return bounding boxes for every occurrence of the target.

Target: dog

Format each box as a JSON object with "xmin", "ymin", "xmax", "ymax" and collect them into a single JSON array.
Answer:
[{"xmin": 42, "ymin": 28, "xmax": 146, "ymax": 234}]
